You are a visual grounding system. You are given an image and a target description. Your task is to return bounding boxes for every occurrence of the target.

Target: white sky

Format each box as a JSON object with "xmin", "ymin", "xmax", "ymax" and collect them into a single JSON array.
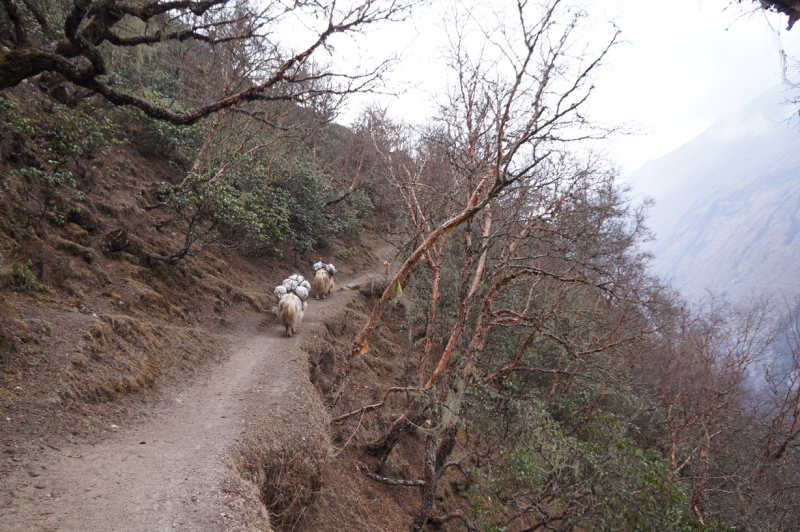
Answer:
[
  {"xmin": 586, "ymin": 0, "xmax": 800, "ymax": 173},
  {"xmin": 286, "ymin": 0, "xmax": 800, "ymax": 174}
]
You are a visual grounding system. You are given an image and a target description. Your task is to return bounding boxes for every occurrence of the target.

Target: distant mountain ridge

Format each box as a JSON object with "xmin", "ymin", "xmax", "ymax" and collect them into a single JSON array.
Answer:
[{"xmin": 627, "ymin": 84, "xmax": 800, "ymax": 298}]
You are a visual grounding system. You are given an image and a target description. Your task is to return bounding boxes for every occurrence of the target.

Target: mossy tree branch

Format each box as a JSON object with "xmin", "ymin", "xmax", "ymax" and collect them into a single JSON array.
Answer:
[{"xmin": 0, "ymin": 0, "xmax": 416, "ymax": 124}]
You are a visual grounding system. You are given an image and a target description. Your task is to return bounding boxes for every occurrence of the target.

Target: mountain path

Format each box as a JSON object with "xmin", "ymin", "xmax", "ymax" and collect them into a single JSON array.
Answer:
[{"xmin": 0, "ymin": 249, "xmax": 392, "ymax": 532}]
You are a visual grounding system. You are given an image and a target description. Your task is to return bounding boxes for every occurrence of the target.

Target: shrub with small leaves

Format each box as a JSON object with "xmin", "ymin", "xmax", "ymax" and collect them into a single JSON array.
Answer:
[
  {"xmin": 270, "ymin": 157, "xmax": 372, "ymax": 252},
  {"xmin": 153, "ymin": 171, "xmax": 292, "ymax": 262},
  {"xmin": 9, "ymin": 164, "xmax": 87, "ymax": 225},
  {"xmin": 11, "ymin": 260, "xmax": 40, "ymax": 291},
  {"xmin": 2, "ymin": 100, "xmax": 125, "ymax": 163},
  {"xmin": 0, "ymin": 96, "xmax": 15, "ymax": 112},
  {"xmin": 2, "ymin": 98, "xmax": 122, "ymax": 225},
  {"xmin": 115, "ymin": 93, "xmax": 202, "ymax": 165},
  {"xmin": 460, "ymin": 388, "xmax": 727, "ymax": 532}
]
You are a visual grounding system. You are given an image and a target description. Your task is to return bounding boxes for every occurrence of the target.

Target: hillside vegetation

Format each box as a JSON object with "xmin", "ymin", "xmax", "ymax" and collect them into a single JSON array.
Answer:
[{"xmin": 1, "ymin": 1, "xmax": 800, "ymax": 531}]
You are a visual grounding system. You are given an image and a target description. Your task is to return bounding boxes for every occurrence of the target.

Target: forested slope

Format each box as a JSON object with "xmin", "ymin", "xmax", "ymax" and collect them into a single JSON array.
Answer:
[{"xmin": 1, "ymin": 1, "xmax": 799, "ymax": 531}]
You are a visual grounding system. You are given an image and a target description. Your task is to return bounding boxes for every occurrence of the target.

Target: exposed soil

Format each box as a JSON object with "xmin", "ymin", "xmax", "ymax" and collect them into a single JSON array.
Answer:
[
  {"xmin": 0, "ymin": 80, "xmax": 413, "ymax": 531},
  {"xmin": 0, "ymin": 249, "xmax": 393, "ymax": 532}
]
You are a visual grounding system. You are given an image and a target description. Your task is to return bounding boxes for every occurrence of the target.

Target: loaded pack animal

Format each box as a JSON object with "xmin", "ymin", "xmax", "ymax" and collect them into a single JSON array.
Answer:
[
  {"xmin": 312, "ymin": 261, "xmax": 336, "ymax": 300},
  {"xmin": 274, "ymin": 274, "xmax": 310, "ymax": 337}
]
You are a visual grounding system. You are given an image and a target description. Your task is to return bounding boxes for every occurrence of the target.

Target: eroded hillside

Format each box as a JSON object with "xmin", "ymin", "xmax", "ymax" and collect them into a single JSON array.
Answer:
[{"xmin": 0, "ymin": 78, "xmax": 375, "ymax": 452}]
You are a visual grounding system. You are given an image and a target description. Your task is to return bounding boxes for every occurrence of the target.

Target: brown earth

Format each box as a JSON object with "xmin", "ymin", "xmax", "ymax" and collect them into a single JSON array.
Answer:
[
  {"xmin": 0, "ymin": 81, "xmax": 408, "ymax": 531},
  {"xmin": 0, "ymin": 249, "xmax": 393, "ymax": 532}
]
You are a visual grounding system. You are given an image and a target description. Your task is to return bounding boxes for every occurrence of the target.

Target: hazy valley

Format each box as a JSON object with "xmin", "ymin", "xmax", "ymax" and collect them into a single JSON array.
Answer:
[{"xmin": 628, "ymin": 84, "xmax": 800, "ymax": 299}]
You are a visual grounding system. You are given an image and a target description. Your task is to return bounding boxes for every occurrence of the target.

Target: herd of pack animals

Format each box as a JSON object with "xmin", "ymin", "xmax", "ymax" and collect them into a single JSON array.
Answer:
[{"xmin": 273, "ymin": 261, "xmax": 337, "ymax": 337}]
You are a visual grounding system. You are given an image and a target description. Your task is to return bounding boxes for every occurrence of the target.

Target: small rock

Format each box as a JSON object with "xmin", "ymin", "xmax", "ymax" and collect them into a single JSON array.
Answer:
[
  {"xmin": 51, "ymin": 83, "xmax": 75, "ymax": 103},
  {"xmin": 99, "ymin": 229, "xmax": 129, "ymax": 252}
]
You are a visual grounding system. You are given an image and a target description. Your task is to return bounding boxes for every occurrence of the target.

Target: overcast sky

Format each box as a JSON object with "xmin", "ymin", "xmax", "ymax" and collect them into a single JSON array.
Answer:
[
  {"xmin": 587, "ymin": 0, "xmax": 800, "ymax": 173},
  {"xmin": 294, "ymin": 0, "xmax": 800, "ymax": 173}
]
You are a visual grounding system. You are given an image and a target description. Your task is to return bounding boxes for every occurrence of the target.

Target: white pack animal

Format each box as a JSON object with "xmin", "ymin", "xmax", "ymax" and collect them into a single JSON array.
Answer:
[
  {"xmin": 277, "ymin": 292, "xmax": 306, "ymax": 337},
  {"xmin": 312, "ymin": 264, "xmax": 335, "ymax": 299}
]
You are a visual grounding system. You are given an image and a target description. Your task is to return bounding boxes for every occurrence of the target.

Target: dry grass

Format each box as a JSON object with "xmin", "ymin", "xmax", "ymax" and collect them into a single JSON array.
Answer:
[
  {"xmin": 231, "ymin": 436, "xmax": 329, "ymax": 531},
  {"xmin": 60, "ymin": 315, "xmax": 222, "ymax": 403}
]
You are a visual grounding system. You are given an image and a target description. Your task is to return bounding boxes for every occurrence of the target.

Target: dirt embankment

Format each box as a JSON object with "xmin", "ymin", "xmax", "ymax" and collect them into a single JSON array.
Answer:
[
  {"xmin": 0, "ymin": 80, "xmax": 400, "ymax": 531},
  {"xmin": 0, "ymin": 242, "xmax": 392, "ymax": 532}
]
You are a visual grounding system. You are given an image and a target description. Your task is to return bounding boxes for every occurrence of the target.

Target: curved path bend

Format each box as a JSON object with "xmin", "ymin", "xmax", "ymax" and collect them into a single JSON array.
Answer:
[{"xmin": 0, "ymin": 256, "xmax": 389, "ymax": 532}]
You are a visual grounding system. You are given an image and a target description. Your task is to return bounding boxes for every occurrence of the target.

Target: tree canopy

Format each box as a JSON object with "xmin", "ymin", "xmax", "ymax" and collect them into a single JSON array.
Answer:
[{"xmin": 0, "ymin": 0, "xmax": 414, "ymax": 124}]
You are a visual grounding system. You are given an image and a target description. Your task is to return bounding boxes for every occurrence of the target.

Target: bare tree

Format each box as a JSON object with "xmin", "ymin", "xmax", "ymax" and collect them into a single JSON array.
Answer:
[
  {"xmin": 635, "ymin": 296, "xmax": 774, "ymax": 524},
  {"xmin": 321, "ymin": 2, "xmax": 677, "ymax": 529},
  {"xmin": 624, "ymin": 292, "xmax": 800, "ymax": 530},
  {"xmin": 0, "ymin": 0, "xmax": 415, "ymax": 124},
  {"xmin": 332, "ymin": 0, "xmax": 621, "ymax": 405}
]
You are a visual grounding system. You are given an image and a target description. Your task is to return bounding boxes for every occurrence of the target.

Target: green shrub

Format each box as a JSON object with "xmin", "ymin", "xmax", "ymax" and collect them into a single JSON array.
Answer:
[
  {"xmin": 108, "ymin": 36, "xmax": 204, "ymax": 165},
  {"xmin": 461, "ymin": 389, "xmax": 727, "ymax": 532},
  {"xmin": 273, "ymin": 160, "xmax": 328, "ymax": 252},
  {"xmin": 8, "ymin": 164, "xmax": 87, "ymax": 225},
  {"xmin": 2, "ymin": 100, "xmax": 125, "ymax": 162},
  {"xmin": 45, "ymin": 103, "xmax": 124, "ymax": 160},
  {"xmin": 153, "ymin": 152, "xmax": 373, "ymax": 261},
  {"xmin": 12, "ymin": 260, "xmax": 40, "ymax": 292},
  {"xmin": 327, "ymin": 189, "xmax": 373, "ymax": 236},
  {"xmin": 116, "ymin": 102, "xmax": 202, "ymax": 165},
  {"xmin": 1, "ymin": 98, "xmax": 124, "ymax": 224},
  {"xmin": 154, "ymin": 171, "xmax": 292, "ymax": 261},
  {"xmin": 12, "ymin": 0, "xmax": 68, "ymax": 41},
  {"xmin": 270, "ymin": 158, "xmax": 372, "ymax": 252}
]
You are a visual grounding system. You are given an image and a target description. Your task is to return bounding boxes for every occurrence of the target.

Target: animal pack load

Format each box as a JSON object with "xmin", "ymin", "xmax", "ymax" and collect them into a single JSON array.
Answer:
[
  {"xmin": 295, "ymin": 285, "xmax": 309, "ymax": 300},
  {"xmin": 313, "ymin": 262, "xmax": 337, "ymax": 276},
  {"xmin": 277, "ymin": 274, "xmax": 310, "ymax": 302}
]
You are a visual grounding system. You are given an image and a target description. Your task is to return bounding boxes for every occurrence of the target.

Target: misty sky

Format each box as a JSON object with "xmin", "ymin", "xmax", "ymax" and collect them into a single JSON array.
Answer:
[
  {"xmin": 587, "ymin": 0, "xmax": 800, "ymax": 173},
  {"xmin": 285, "ymin": 0, "xmax": 800, "ymax": 173}
]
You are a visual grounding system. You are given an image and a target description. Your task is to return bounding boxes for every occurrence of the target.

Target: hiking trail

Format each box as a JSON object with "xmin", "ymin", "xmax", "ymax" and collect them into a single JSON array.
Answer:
[{"xmin": 0, "ymin": 249, "xmax": 392, "ymax": 532}]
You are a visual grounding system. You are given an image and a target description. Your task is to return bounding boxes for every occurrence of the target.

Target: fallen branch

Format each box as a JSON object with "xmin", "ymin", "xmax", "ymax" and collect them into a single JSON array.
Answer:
[
  {"xmin": 334, "ymin": 386, "xmax": 428, "ymax": 423},
  {"xmin": 357, "ymin": 465, "xmax": 424, "ymax": 487}
]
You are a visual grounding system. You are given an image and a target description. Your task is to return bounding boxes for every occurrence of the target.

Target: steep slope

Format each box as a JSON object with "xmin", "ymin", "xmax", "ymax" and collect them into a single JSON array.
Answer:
[
  {"xmin": 0, "ymin": 79, "xmax": 388, "ymax": 531},
  {"xmin": 628, "ymin": 84, "xmax": 800, "ymax": 298},
  {"xmin": 0, "ymin": 239, "xmax": 391, "ymax": 532}
]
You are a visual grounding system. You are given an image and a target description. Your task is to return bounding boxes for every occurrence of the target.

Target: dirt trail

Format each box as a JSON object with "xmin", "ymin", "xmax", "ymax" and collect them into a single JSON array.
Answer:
[{"xmin": 0, "ymin": 256, "xmax": 390, "ymax": 531}]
